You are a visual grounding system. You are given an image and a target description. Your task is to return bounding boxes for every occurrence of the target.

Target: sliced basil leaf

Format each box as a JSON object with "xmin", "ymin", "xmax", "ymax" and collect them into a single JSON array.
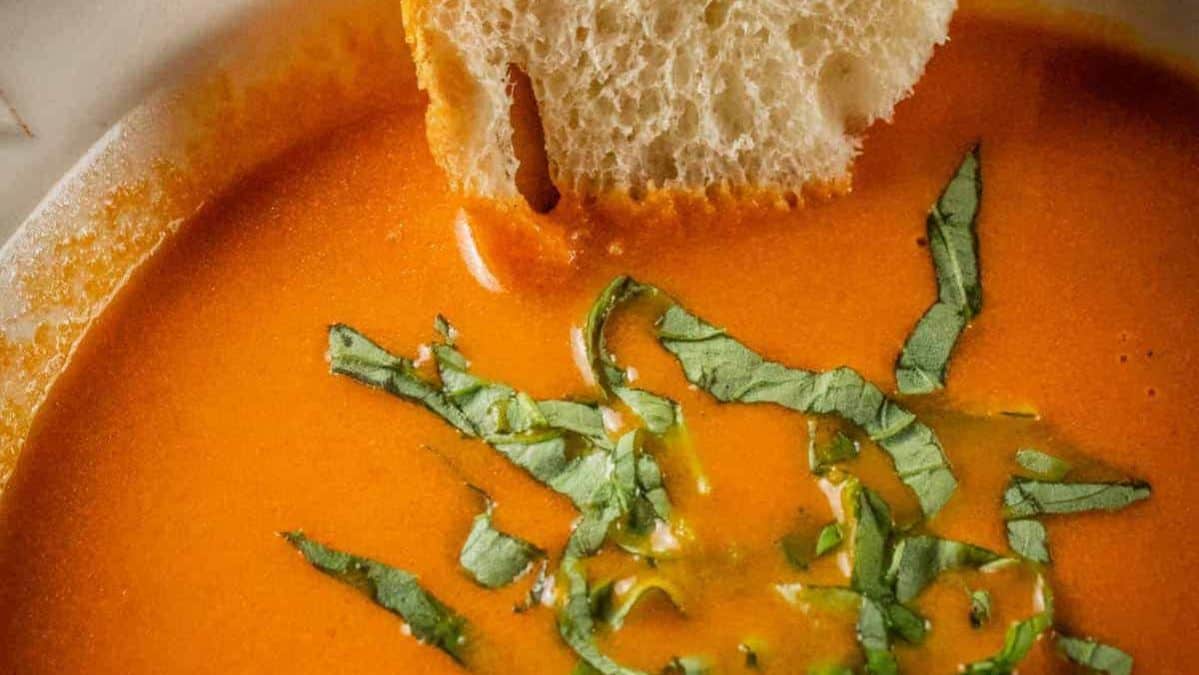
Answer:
[
  {"xmin": 886, "ymin": 602, "xmax": 928, "ymax": 645},
  {"xmin": 433, "ymin": 342, "xmax": 536, "ymax": 438},
  {"xmin": 566, "ymin": 503, "xmax": 625, "ymax": 558},
  {"xmin": 538, "ymin": 399, "xmax": 611, "ymax": 443},
  {"xmin": 330, "ymin": 324, "xmax": 622, "ymax": 511},
  {"xmin": 1014, "ymin": 449, "xmax": 1072, "ymax": 481},
  {"xmin": 809, "ymin": 665, "xmax": 855, "ymax": 675},
  {"xmin": 808, "ymin": 419, "xmax": 860, "ymax": 475},
  {"xmin": 1057, "ymin": 635, "xmax": 1133, "ymax": 675},
  {"xmin": 434, "ymin": 313, "xmax": 457, "ymax": 344},
  {"xmin": 514, "ymin": 560, "xmax": 552, "ymax": 613},
  {"xmin": 588, "ymin": 578, "xmax": 616, "ymax": 622},
  {"xmin": 614, "ymin": 386, "xmax": 680, "ymax": 436},
  {"xmin": 663, "ymin": 656, "xmax": 713, "ymax": 674},
  {"xmin": 780, "ymin": 582, "xmax": 921, "ymax": 661},
  {"xmin": 823, "ymin": 485, "xmax": 930, "ymax": 651},
  {"xmin": 1005, "ymin": 519, "xmax": 1050, "ymax": 563},
  {"xmin": 584, "ymin": 276, "xmax": 680, "ymax": 433},
  {"xmin": 554, "ymin": 432, "xmax": 679, "ymax": 668},
  {"xmin": 331, "ymin": 323, "xmax": 676, "ymax": 531},
  {"xmin": 774, "ymin": 583, "xmax": 863, "ymax": 613},
  {"xmin": 583, "ymin": 278, "xmax": 711, "ymax": 495},
  {"xmin": 895, "ymin": 302, "xmax": 968, "ymax": 395},
  {"xmin": 963, "ymin": 610, "xmax": 1052, "ymax": 674},
  {"xmin": 584, "ymin": 276, "xmax": 653, "ymax": 388},
  {"xmin": 858, "ymin": 597, "xmax": 900, "ymax": 675},
  {"xmin": 558, "ymin": 557, "xmax": 646, "ymax": 675},
  {"xmin": 610, "ymin": 430, "xmax": 672, "ymax": 534},
  {"xmin": 327, "ymin": 324, "xmax": 476, "ymax": 435},
  {"xmin": 605, "ymin": 577, "xmax": 685, "ymax": 630},
  {"xmin": 609, "ymin": 430, "xmax": 673, "ymax": 538},
  {"xmin": 780, "ymin": 523, "xmax": 824, "ymax": 571},
  {"xmin": 850, "ymin": 487, "xmax": 894, "ymax": 600},
  {"xmin": 816, "ymin": 522, "xmax": 845, "ymax": 557},
  {"xmin": 964, "ymin": 575, "xmax": 1054, "ymax": 674},
  {"xmin": 928, "ymin": 146, "xmax": 984, "ymax": 314},
  {"xmin": 845, "ymin": 487, "xmax": 932, "ymax": 646},
  {"xmin": 459, "ymin": 498, "xmax": 543, "ymax": 589},
  {"xmin": 896, "ymin": 146, "xmax": 982, "ymax": 395},
  {"xmin": 283, "ymin": 532, "xmax": 468, "ymax": 663},
  {"xmin": 969, "ymin": 589, "xmax": 992, "ymax": 628},
  {"xmin": 656, "ymin": 303, "xmax": 956, "ymax": 517},
  {"xmin": 887, "ymin": 535, "xmax": 1000, "ymax": 603},
  {"xmin": 1003, "ymin": 478, "xmax": 1151, "ymax": 519},
  {"xmin": 636, "ymin": 453, "xmax": 672, "ymax": 522}
]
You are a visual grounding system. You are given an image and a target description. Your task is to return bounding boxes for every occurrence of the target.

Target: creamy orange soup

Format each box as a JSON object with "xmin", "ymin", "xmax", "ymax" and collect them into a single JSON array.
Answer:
[{"xmin": 3, "ymin": 12, "xmax": 1199, "ymax": 674}]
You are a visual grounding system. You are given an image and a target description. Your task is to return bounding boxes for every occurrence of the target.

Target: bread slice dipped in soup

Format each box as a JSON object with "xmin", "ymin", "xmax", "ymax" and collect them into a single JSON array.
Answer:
[{"xmin": 1, "ymin": 1, "xmax": 1197, "ymax": 673}]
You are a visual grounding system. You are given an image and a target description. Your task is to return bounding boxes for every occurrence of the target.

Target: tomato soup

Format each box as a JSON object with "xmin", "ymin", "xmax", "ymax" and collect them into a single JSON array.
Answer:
[{"xmin": 2, "ymin": 11, "xmax": 1198, "ymax": 675}]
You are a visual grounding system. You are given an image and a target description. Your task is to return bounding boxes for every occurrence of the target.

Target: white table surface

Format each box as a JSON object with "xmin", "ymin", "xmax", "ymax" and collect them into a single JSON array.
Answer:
[{"xmin": 0, "ymin": 0, "xmax": 261, "ymax": 240}]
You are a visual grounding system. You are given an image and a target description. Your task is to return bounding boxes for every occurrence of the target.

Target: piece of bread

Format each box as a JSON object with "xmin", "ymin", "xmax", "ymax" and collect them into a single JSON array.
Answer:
[{"xmin": 401, "ymin": 0, "xmax": 956, "ymax": 202}]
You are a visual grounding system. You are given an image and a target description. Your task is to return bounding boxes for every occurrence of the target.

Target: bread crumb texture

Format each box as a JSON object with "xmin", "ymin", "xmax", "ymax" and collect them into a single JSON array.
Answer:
[{"xmin": 402, "ymin": 0, "xmax": 955, "ymax": 199}]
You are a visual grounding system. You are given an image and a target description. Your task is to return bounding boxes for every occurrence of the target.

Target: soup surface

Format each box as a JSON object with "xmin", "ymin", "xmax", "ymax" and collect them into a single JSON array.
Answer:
[{"xmin": 2, "ymin": 11, "xmax": 1199, "ymax": 674}]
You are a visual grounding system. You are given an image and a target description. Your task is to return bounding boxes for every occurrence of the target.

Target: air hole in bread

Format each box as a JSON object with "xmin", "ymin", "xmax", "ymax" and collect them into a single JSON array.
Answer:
[
  {"xmin": 819, "ymin": 53, "xmax": 872, "ymax": 132},
  {"xmin": 647, "ymin": 135, "xmax": 679, "ymax": 183},
  {"xmin": 655, "ymin": 6, "xmax": 682, "ymax": 40},
  {"xmin": 507, "ymin": 64, "xmax": 560, "ymax": 213},
  {"xmin": 715, "ymin": 65, "xmax": 752, "ymax": 141},
  {"xmin": 596, "ymin": 5, "xmax": 619, "ymax": 35},
  {"xmin": 704, "ymin": 0, "xmax": 731, "ymax": 29},
  {"xmin": 787, "ymin": 16, "xmax": 817, "ymax": 52}
]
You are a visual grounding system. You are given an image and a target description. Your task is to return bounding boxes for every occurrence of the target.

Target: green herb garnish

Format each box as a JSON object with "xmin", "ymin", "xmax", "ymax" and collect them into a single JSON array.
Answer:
[
  {"xmin": 845, "ymin": 486, "xmax": 927, "ymax": 659},
  {"xmin": 1057, "ymin": 634, "xmax": 1133, "ymax": 675},
  {"xmin": 850, "ymin": 487, "xmax": 894, "ymax": 601},
  {"xmin": 584, "ymin": 276, "xmax": 680, "ymax": 434},
  {"xmin": 604, "ymin": 577, "xmax": 685, "ymax": 630},
  {"xmin": 969, "ymin": 589, "xmax": 992, "ymax": 628},
  {"xmin": 808, "ymin": 419, "xmax": 860, "ymax": 474},
  {"xmin": 1005, "ymin": 519, "xmax": 1051, "ymax": 563},
  {"xmin": 886, "ymin": 536, "xmax": 1000, "ymax": 603},
  {"xmin": 459, "ymin": 492, "xmax": 544, "ymax": 589},
  {"xmin": 328, "ymin": 324, "xmax": 476, "ymax": 435},
  {"xmin": 329, "ymin": 322, "xmax": 672, "ymax": 527},
  {"xmin": 858, "ymin": 597, "xmax": 900, "ymax": 675},
  {"xmin": 1003, "ymin": 478, "xmax": 1151, "ymax": 518},
  {"xmin": 885, "ymin": 602, "xmax": 929, "ymax": 645},
  {"xmin": 514, "ymin": 560, "xmax": 552, "ymax": 613},
  {"xmin": 895, "ymin": 146, "xmax": 983, "ymax": 395},
  {"xmin": 558, "ymin": 557, "xmax": 646, "ymax": 675},
  {"xmin": 1014, "ymin": 448, "xmax": 1072, "ymax": 481},
  {"xmin": 655, "ymin": 302, "xmax": 957, "ymax": 517},
  {"xmin": 781, "ymin": 519, "xmax": 843, "ymax": 569},
  {"xmin": 775, "ymin": 583, "xmax": 863, "ymax": 612},
  {"xmin": 816, "ymin": 522, "xmax": 845, "ymax": 557},
  {"xmin": 313, "ymin": 208, "xmax": 1159, "ymax": 674},
  {"xmin": 964, "ymin": 573, "xmax": 1053, "ymax": 674},
  {"xmin": 283, "ymin": 531, "xmax": 468, "ymax": 663},
  {"xmin": 964, "ymin": 611, "xmax": 1052, "ymax": 674}
]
